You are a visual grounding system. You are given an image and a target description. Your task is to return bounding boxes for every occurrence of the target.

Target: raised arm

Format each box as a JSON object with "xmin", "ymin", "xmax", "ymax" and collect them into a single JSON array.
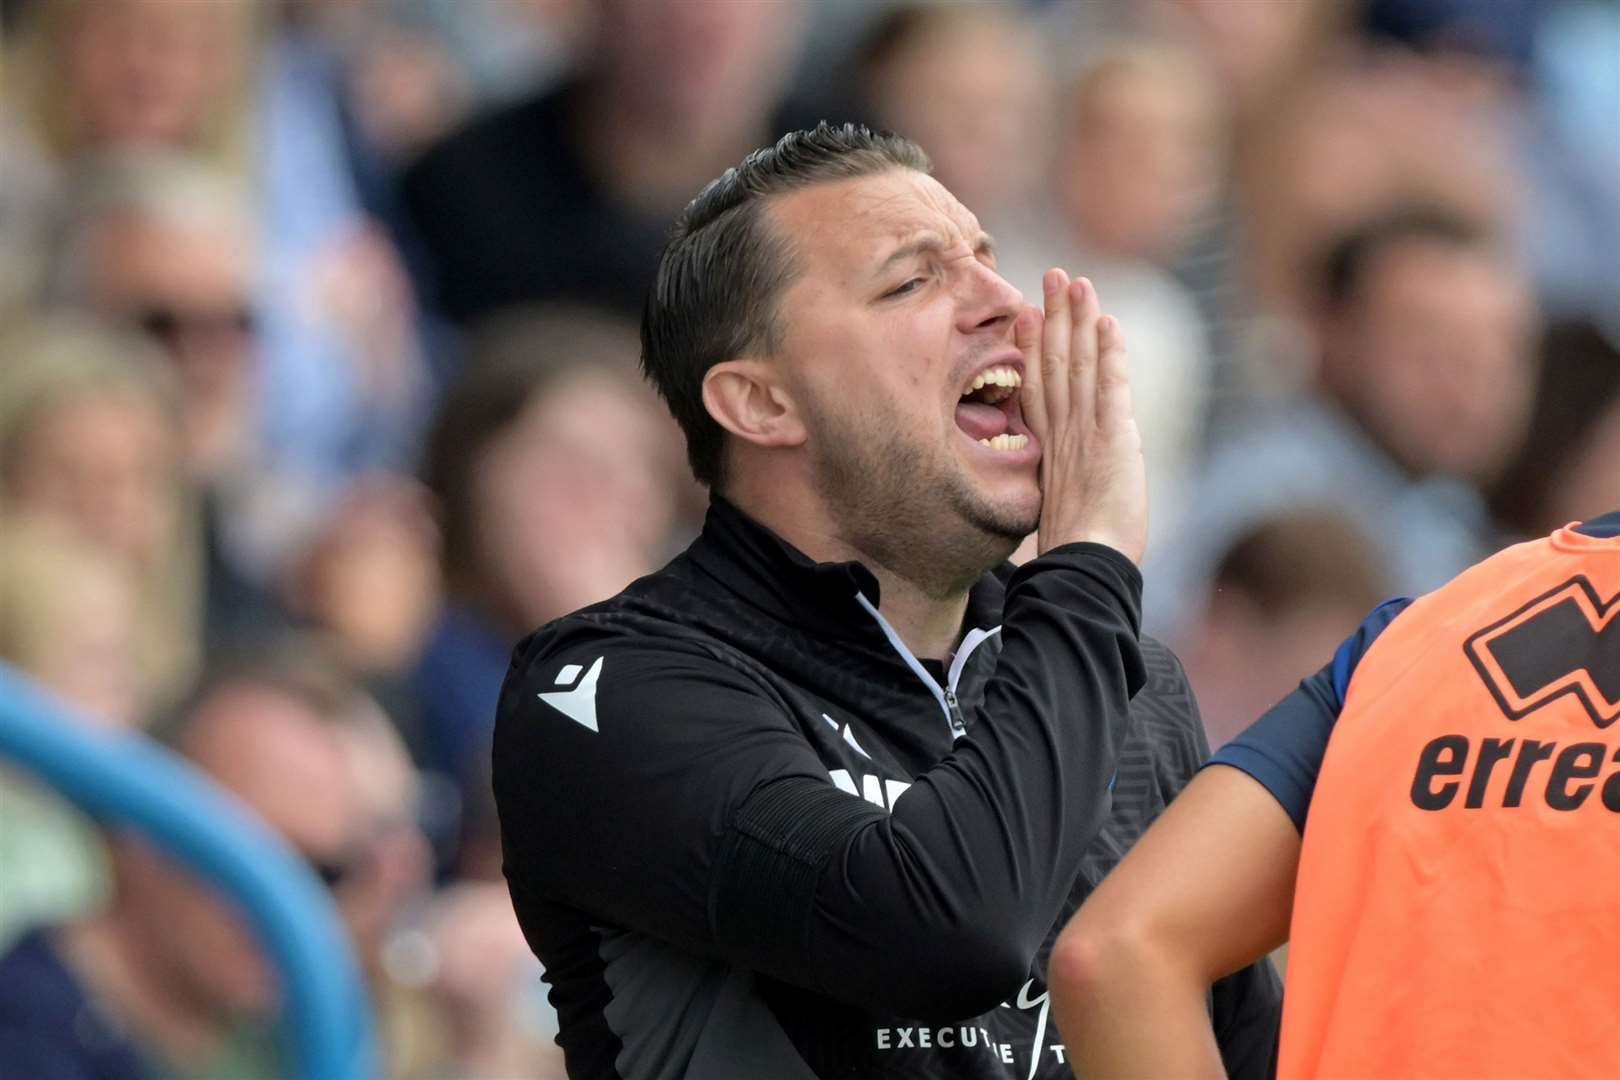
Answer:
[{"xmin": 496, "ymin": 537, "xmax": 1145, "ymax": 1021}]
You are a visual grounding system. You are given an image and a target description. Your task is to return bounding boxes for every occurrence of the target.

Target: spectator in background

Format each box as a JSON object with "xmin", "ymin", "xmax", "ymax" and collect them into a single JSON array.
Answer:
[
  {"xmin": 47, "ymin": 152, "xmax": 298, "ymax": 647},
  {"xmin": 414, "ymin": 306, "xmax": 685, "ymax": 872},
  {"xmin": 1235, "ymin": 53, "xmax": 1519, "ymax": 396},
  {"xmin": 0, "ymin": 517, "xmax": 146, "ymax": 947},
  {"xmin": 0, "ymin": 643, "xmax": 430, "ymax": 1078},
  {"xmin": 54, "ymin": 156, "xmax": 258, "ymax": 490},
  {"xmin": 1116, "ymin": 0, "xmax": 1349, "ymax": 429},
  {"xmin": 1360, "ymin": 0, "xmax": 1620, "ymax": 327},
  {"xmin": 283, "ymin": 475, "xmax": 443, "ymax": 745},
  {"xmin": 401, "ymin": 0, "xmax": 807, "ymax": 323},
  {"xmin": 266, "ymin": 0, "xmax": 472, "ymax": 178},
  {"xmin": 1, "ymin": 0, "xmax": 433, "ymax": 505},
  {"xmin": 1180, "ymin": 510, "xmax": 1391, "ymax": 750},
  {"xmin": 1146, "ymin": 205, "xmax": 1539, "ymax": 645},
  {"xmin": 0, "ymin": 0, "xmax": 259, "ymax": 309},
  {"xmin": 0, "ymin": 314, "xmax": 199, "ymax": 704},
  {"xmin": 1001, "ymin": 40, "xmax": 1221, "ymax": 545},
  {"xmin": 1491, "ymin": 321, "xmax": 1620, "ymax": 543},
  {"xmin": 255, "ymin": 0, "xmax": 439, "ymax": 498},
  {"xmin": 1131, "ymin": 1, "xmax": 1533, "ymax": 428},
  {"xmin": 1141, "ymin": 0, "xmax": 1350, "ymax": 127},
  {"xmin": 1055, "ymin": 42, "xmax": 1223, "ymax": 276},
  {"xmin": 852, "ymin": 2, "xmax": 1049, "ymax": 259},
  {"xmin": 0, "ymin": 517, "xmax": 146, "ymax": 733}
]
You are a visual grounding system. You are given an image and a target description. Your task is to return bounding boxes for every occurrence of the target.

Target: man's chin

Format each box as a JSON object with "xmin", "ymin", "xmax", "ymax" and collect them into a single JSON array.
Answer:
[{"xmin": 957, "ymin": 487, "xmax": 1041, "ymax": 546}]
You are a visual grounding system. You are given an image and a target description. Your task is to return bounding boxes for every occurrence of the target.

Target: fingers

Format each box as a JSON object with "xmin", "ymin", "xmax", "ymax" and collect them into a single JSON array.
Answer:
[
  {"xmin": 1040, "ymin": 268, "xmax": 1072, "ymax": 427},
  {"xmin": 1069, "ymin": 276, "xmax": 1101, "ymax": 428},
  {"xmin": 1094, "ymin": 314, "xmax": 1135, "ymax": 431},
  {"xmin": 1015, "ymin": 302, "xmax": 1046, "ymax": 435},
  {"xmin": 1029, "ymin": 267, "xmax": 1120, "ymax": 435},
  {"xmin": 1027, "ymin": 267, "xmax": 1146, "ymax": 562}
]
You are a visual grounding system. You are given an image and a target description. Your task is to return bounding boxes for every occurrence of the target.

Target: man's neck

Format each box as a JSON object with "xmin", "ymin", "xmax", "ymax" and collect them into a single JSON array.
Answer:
[
  {"xmin": 730, "ymin": 489, "xmax": 971, "ymax": 662},
  {"xmin": 857, "ymin": 559, "xmax": 971, "ymax": 663},
  {"xmin": 60, "ymin": 910, "xmax": 226, "ymax": 1067}
]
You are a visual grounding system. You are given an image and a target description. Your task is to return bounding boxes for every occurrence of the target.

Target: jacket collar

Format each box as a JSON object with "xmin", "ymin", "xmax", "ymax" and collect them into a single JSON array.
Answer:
[{"xmin": 686, "ymin": 496, "xmax": 1009, "ymax": 645}]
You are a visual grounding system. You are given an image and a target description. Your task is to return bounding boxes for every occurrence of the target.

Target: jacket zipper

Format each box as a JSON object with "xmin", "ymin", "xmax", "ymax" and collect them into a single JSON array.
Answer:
[
  {"xmin": 855, "ymin": 592, "xmax": 997, "ymax": 742},
  {"xmin": 942, "ymin": 688, "xmax": 967, "ymax": 740}
]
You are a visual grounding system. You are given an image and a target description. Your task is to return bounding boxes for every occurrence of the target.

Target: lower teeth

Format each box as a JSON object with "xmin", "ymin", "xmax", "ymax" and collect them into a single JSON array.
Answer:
[{"xmin": 977, "ymin": 433, "xmax": 1028, "ymax": 451}]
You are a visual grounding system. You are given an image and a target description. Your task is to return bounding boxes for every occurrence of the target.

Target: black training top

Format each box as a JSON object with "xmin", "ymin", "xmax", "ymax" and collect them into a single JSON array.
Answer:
[{"xmin": 494, "ymin": 497, "xmax": 1280, "ymax": 1078}]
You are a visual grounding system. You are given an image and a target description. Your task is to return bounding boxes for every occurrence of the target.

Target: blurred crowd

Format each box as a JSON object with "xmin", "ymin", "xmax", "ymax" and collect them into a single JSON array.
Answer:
[{"xmin": 0, "ymin": 0, "xmax": 1613, "ymax": 1075}]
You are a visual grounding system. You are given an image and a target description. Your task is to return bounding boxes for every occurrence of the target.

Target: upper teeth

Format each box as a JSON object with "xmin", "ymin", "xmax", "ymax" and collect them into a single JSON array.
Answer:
[{"xmin": 968, "ymin": 366, "xmax": 1021, "ymax": 392}]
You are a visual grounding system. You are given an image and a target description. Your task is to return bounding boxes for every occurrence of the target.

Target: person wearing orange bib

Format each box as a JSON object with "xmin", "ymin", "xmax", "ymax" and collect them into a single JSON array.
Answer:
[{"xmin": 1046, "ymin": 513, "xmax": 1620, "ymax": 1078}]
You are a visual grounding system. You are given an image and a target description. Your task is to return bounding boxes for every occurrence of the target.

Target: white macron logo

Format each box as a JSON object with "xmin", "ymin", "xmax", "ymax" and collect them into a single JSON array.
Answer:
[
  {"xmin": 539, "ymin": 657, "xmax": 603, "ymax": 732},
  {"xmin": 821, "ymin": 713, "xmax": 872, "ymax": 760}
]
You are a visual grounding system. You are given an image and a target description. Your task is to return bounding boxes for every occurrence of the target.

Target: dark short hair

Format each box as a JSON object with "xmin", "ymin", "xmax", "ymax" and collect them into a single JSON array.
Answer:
[
  {"xmin": 641, "ymin": 122, "xmax": 930, "ymax": 488},
  {"xmin": 1318, "ymin": 204, "xmax": 1492, "ymax": 310}
]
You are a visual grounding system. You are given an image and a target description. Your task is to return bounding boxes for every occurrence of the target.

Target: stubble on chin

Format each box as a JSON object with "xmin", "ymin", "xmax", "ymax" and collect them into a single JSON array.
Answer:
[
  {"xmin": 952, "ymin": 481, "xmax": 1039, "ymax": 548},
  {"xmin": 807, "ymin": 400, "xmax": 1034, "ymax": 596}
]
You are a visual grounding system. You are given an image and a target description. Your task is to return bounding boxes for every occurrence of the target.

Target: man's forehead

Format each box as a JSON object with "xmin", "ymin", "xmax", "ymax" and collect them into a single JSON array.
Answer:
[{"xmin": 771, "ymin": 169, "xmax": 986, "ymax": 263}]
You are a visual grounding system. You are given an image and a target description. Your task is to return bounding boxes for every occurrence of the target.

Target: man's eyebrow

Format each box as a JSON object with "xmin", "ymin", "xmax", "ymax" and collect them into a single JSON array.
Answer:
[
  {"xmin": 875, "ymin": 231, "xmax": 997, "ymax": 276},
  {"xmin": 874, "ymin": 234, "xmax": 942, "ymax": 278}
]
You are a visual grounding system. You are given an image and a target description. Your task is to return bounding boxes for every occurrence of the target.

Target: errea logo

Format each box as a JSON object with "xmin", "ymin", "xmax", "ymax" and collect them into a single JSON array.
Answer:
[
  {"xmin": 1466, "ymin": 576, "xmax": 1620, "ymax": 727},
  {"xmin": 539, "ymin": 657, "xmax": 603, "ymax": 732},
  {"xmin": 1411, "ymin": 578, "xmax": 1620, "ymax": 813}
]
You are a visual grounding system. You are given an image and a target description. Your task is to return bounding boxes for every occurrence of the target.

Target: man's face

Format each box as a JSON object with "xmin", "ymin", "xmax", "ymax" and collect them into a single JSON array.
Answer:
[
  {"xmin": 1325, "ymin": 239, "xmax": 1537, "ymax": 484},
  {"xmin": 765, "ymin": 169, "xmax": 1037, "ymax": 587}
]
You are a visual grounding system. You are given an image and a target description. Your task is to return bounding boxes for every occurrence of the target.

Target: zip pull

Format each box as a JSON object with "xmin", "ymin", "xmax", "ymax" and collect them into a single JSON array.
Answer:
[
  {"xmin": 943, "ymin": 688, "xmax": 968, "ymax": 740},
  {"xmin": 855, "ymin": 591, "xmax": 958, "ymax": 740}
]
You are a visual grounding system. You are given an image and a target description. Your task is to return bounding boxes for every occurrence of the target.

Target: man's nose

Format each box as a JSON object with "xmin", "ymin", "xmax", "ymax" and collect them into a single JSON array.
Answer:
[{"xmin": 958, "ymin": 261, "xmax": 1025, "ymax": 335}]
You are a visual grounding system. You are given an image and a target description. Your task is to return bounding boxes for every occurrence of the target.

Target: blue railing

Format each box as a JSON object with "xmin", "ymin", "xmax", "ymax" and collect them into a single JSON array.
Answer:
[{"xmin": 0, "ymin": 662, "xmax": 376, "ymax": 1079}]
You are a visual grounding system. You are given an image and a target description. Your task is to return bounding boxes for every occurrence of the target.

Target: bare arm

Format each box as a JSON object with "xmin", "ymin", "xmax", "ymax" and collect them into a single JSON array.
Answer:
[{"xmin": 1046, "ymin": 764, "xmax": 1300, "ymax": 1078}]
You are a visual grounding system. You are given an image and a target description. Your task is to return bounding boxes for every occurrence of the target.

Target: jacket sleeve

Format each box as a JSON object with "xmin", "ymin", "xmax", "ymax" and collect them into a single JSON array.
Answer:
[{"xmin": 495, "ymin": 543, "xmax": 1145, "ymax": 1020}]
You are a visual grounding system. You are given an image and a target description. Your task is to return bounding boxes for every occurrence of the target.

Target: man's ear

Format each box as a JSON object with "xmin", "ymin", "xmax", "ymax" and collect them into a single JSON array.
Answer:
[{"xmin": 702, "ymin": 359, "xmax": 807, "ymax": 449}]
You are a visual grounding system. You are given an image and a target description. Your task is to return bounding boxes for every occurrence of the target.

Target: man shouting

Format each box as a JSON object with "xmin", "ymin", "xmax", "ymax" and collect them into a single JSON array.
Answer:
[{"xmin": 494, "ymin": 123, "xmax": 1279, "ymax": 1079}]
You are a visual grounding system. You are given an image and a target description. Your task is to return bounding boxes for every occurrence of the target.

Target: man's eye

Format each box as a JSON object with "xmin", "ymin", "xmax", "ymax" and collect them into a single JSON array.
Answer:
[{"xmin": 884, "ymin": 277, "xmax": 925, "ymax": 299}]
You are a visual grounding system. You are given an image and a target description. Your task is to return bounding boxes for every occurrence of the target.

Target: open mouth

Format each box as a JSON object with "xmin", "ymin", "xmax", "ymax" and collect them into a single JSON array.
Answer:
[{"xmin": 955, "ymin": 364, "xmax": 1030, "ymax": 452}]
